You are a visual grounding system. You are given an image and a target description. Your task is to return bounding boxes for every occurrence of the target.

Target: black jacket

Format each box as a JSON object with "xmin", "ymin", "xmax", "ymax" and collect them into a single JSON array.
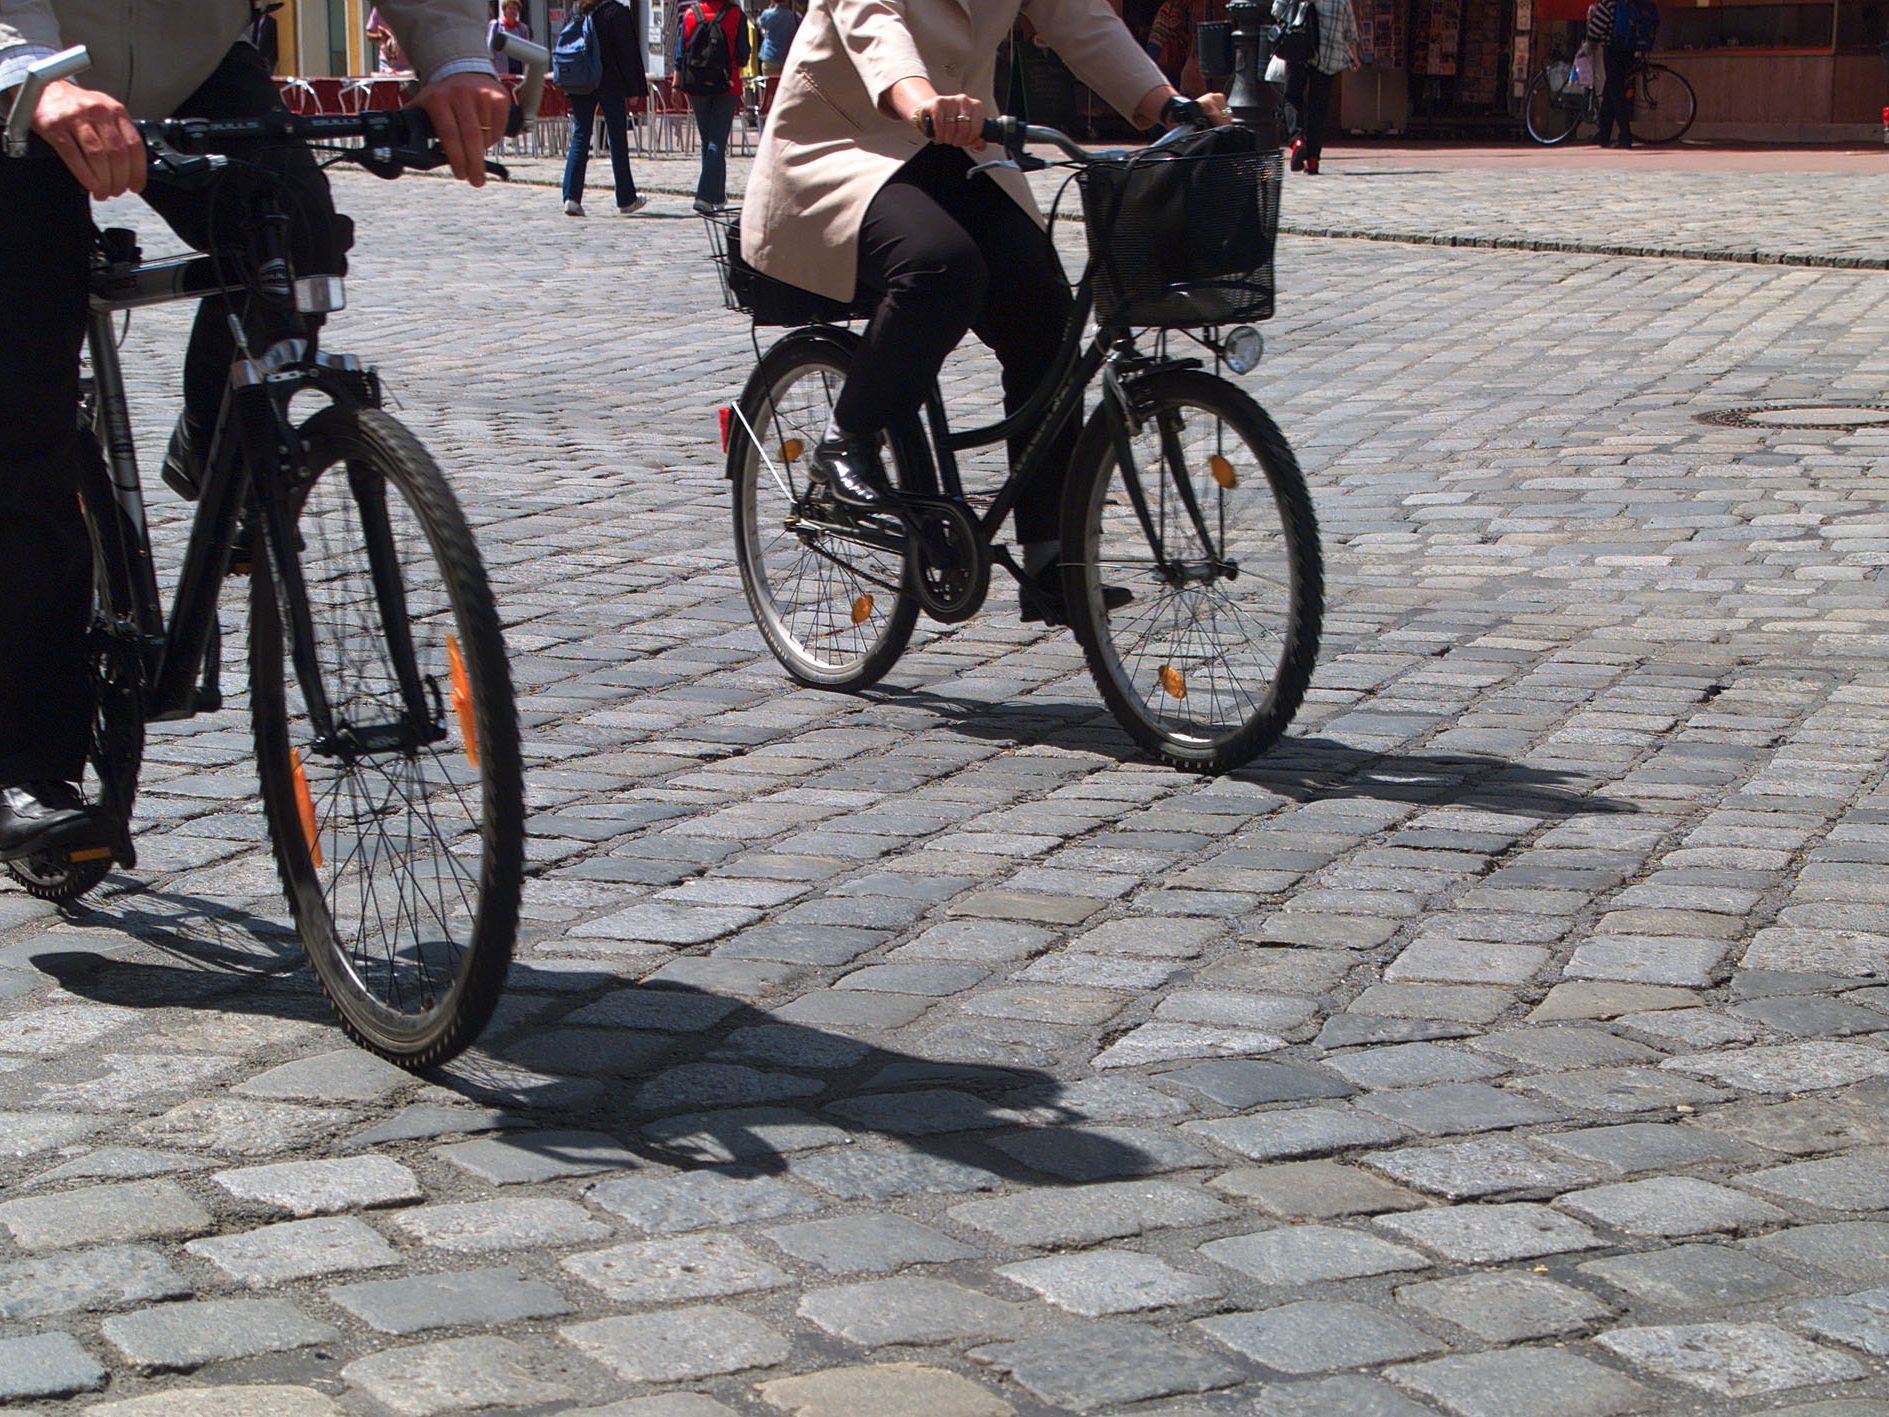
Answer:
[{"xmin": 595, "ymin": 0, "xmax": 649, "ymax": 101}]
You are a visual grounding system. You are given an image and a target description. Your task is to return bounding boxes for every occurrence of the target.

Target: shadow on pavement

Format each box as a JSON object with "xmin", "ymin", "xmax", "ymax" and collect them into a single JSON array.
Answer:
[
  {"xmin": 28, "ymin": 903, "xmax": 1154, "ymax": 1188},
  {"xmin": 863, "ymin": 686, "xmax": 1632, "ymax": 819}
]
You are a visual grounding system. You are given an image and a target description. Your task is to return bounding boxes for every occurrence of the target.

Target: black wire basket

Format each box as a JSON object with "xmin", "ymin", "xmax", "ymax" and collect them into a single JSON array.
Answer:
[
  {"xmin": 1075, "ymin": 126, "xmax": 1282, "ymax": 329},
  {"xmin": 703, "ymin": 209, "xmax": 875, "ymax": 326}
]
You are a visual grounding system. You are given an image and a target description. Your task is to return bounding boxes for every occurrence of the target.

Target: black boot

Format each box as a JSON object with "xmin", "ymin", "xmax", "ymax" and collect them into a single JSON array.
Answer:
[
  {"xmin": 810, "ymin": 435, "xmax": 893, "ymax": 509},
  {"xmin": 161, "ymin": 417, "xmax": 206, "ymax": 501},
  {"xmin": 0, "ymin": 781, "xmax": 105, "ymax": 862}
]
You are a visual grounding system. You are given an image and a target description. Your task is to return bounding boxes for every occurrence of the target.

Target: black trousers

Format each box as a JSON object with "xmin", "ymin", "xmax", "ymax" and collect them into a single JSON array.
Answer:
[
  {"xmin": 1596, "ymin": 43, "xmax": 1634, "ymax": 143},
  {"xmin": 1286, "ymin": 63, "xmax": 1336, "ymax": 161},
  {"xmin": 834, "ymin": 145, "xmax": 1077, "ymax": 544},
  {"xmin": 0, "ymin": 43, "xmax": 345, "ymax": 785}
]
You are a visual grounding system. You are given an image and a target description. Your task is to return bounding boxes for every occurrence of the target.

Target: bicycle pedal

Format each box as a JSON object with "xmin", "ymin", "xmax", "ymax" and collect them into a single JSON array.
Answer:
[{"xmin": 64, "ymin": 845, "xmax": 112, "ymax": 865}]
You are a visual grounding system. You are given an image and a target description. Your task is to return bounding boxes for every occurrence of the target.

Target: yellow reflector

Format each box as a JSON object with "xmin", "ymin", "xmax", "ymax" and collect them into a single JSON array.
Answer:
[
  {"xmin": 1210, "ymin": 455, "xmax": 1237, "ymax": 489},
  {"xmin": 66, "ymin": 845, "xmax": 112, "ymax": 864},
  {"xmin": 1159, "ymin": 665, "xmax": 1187, "ymax": 699},
  {"xmin": 850, "ymin": 594, "xmax": 874, "ymax": 625},
  {"xmin": 291, "ymin": 749, "xmax": 323, "ymax": 868},
  {"xmin": 781, "ymin": 438, "xmax": 804, "ymax": 463},
  {"xmin": 447, "ymin": 634, "xmax": 480, "ymax": 769}
]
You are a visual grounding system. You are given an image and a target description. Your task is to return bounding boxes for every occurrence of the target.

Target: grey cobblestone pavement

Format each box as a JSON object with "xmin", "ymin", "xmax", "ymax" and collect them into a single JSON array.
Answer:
[{"xmin": 1, "ymin": 159, "xmax": 1886, "ymax": 1414}]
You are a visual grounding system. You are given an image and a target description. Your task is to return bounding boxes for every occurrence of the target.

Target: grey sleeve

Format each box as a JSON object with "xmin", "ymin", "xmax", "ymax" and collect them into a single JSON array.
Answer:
[{"xmin": 0, "ymin": 1, "xmax": 64, "ymax": 94}]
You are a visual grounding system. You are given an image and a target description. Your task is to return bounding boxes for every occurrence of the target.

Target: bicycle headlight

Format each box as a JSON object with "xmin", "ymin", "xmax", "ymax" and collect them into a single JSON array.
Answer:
[{"xmin": 1221, "ymin": 326, "xmax": 1263, "ymax": 375}]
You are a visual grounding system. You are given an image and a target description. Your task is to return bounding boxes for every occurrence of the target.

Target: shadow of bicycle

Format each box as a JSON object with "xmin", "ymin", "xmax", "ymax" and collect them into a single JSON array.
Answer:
[{"xmin": 27, "ymin": 893, "xmax": 1154, "ymax": 1187}]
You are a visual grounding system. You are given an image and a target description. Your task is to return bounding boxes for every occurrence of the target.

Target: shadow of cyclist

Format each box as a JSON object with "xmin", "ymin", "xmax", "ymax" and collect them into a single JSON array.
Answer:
[{"xmin": 26, "ymin": 900, "xmax": 1155, "ymax": 1186}]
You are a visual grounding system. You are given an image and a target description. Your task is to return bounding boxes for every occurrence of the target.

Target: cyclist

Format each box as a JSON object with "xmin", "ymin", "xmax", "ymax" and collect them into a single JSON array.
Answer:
[
  {"xmin": 739, "ymin": 0, "xmax": 1227, "ymax": 624},
  {"xmin": 0, "ymin": 1, "xmax": 510, "ymax": 862}
]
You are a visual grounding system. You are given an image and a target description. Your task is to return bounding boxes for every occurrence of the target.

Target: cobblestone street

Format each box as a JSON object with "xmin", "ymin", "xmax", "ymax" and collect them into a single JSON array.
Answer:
[{"xmin": 2, "ymin": 152, "xmax": 1888, "ymax": 1414}]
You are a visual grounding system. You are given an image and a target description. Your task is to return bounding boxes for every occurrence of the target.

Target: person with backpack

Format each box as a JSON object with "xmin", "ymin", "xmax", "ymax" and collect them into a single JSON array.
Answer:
[
  {"xmin": 675, "ymin": 0, "xmax": 751, "ymax": 215},
  {"xmin": 1268, "ymin": 0, "xmax": 1358, "ymax": 174},
  {"xmin": 559, "ymin": 0, "xmax": 649, "ymax": 216},
  {"xmin": 1593, "ymin": 0, "xmax": 1658, "ymax": 147}
]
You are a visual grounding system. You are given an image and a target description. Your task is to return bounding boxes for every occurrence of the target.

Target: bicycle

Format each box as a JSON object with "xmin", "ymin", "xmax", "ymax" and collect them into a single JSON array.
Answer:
[
  {"xmin": 1524, "ymin": 52, "xmax": 1696, "ymax": 146},
  {"xmin": 705, "ymin": 110, "xmax": 1323, "ymax": 774},
  {"xmin": 0, "ymin": 41, "xmax": 543, "ymax": 1067}
]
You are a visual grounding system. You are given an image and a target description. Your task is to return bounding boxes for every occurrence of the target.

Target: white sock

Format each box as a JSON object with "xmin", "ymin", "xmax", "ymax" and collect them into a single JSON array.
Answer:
[{"xmin": 1022, "ymin": 540, "xmax": 1059, "ymax": 577}]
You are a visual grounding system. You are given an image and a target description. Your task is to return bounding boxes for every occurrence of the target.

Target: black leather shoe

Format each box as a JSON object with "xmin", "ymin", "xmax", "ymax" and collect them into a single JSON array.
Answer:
[
  {"xmin": 0, "ymin": 781, "xmax": 104, "ymax": 863},
  {"xmin": 1018, "ymin": 565, "xmax": 1132, "ymax": 627},
  {"xmin": 161, "ymin": 418, "xmax": 205, "ymax": 501},
  {"xmin": 809, "ymin": 436, "xmax": 893, "ymax": 509}
]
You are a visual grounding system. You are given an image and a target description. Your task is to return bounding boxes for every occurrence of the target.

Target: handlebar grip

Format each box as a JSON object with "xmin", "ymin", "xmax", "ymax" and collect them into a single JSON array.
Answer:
[{"xmin": 918, "ymin": 112, "xmax": 1015, "ymax": 145}]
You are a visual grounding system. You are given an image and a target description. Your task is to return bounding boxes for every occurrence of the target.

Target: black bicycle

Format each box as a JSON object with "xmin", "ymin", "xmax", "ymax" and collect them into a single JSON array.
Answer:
[
  {"xmin": 1524, "ymin": 52, "xmax": 1696, "ymax": 145},
  {"xmin": 0, "ymin": 44, "xmax": 540, "ymax": 1066},
  {"xmin": 706, "ymin": 115, "xmax": 1322, "ymax": 773}
]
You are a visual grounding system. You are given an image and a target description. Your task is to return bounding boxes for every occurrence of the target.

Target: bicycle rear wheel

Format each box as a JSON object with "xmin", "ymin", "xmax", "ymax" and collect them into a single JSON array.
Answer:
[
  {"xmin": 1063, "ymin": 369, "xmax": 1322, "ymax": 773},
  {"xmin": 731, "ymin": 327, "xmax": 920, "ymax": 690},
  {"xmin": 6, "ymin": 432, "xmax": 146, "ymax": 905},
  {"xmin": 1524, "ymin": 69, "xmax": 1589, "ymax": 145},
  {"xmin": 1632, "ymin": 64, "xmax": 1696, "ymax": 144},
  {"xmin": 249, "ymin": 404, "xmax": 523, "ymax": 1068}
]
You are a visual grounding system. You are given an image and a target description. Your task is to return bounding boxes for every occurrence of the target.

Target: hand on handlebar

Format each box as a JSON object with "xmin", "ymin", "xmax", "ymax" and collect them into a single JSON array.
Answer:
[
  {"xmin": 33, "ymin": 79, "xmax": 145, "ymax": 198},
  {"xmin": 414, "ymin": 71, "xmax": 511, "ymax": 187},
  {"xmin": 889, "ymin": 81, "xmax": 985, "ymax": 151}
]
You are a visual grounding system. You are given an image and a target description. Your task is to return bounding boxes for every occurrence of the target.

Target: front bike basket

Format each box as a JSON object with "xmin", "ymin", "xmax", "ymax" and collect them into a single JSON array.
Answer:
[
  {"xmin": 1076, "ymin": 124, "xmax": 1283, "ymax": 330},
  {"xmin": 703, "ymin": 209, "xmax": 876, "ymax": 326}
]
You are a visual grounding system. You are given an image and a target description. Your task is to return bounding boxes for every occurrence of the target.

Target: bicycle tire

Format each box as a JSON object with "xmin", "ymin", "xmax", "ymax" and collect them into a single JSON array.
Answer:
[
  {"xmin": 5, "ymin": 432, "xmax": 146, "ymax": 905},
  {"xmin": 249, "ymin": 404, "xmax": 523, "ymax": 1068},
  {"xmin": 731, "ymin": 327, "xmax": 921, "ymax": 691},
  {"xmin": 1062, "ymin": 369, "xmax": 1322, "ymax": 773},
  {"xmin": 1523, "ymin": 69, "xmax": 1589, "ymax": 145},
  {"xmin": 1632, "ymin": 63, "xmax": 1695, "ymax": 145}
]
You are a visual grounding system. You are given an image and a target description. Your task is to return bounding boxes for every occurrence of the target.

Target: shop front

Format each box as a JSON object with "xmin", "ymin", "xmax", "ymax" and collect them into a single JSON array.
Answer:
[
  {"xmin": 1529, "ymin": 0, "xmax": 1887, "ymax": 139},
  {"xmin": 1333, "ymin": 0, "xmax": 1889, "ymax": 139}
]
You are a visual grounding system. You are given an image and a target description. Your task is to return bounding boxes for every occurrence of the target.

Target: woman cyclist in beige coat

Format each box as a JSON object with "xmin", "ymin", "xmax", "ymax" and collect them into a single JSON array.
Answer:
[{"xmin": 740, "ymin": 0, "xmax": 1226, "ymax": 622}]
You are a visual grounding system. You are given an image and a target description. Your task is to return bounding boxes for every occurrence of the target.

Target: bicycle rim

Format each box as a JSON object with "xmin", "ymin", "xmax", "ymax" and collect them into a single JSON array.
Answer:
[
  {"xmin": 251, "ymin": 405, "xmax": 522, "ymax": 1067},
  {"xmin": 1066, "ymin": 371, "xmax": 1321, "ymax": 772},
  {"xmin": 1524, "ymin": 72, "xmax": 1586, "ymax": 144},
  {"xmin": 733, "ymin": 335, "xmax": 918, "ymax": 690},
  {"xmin": 1633, "ymin": 65, "xmax": 1695, "ymax": 144}
]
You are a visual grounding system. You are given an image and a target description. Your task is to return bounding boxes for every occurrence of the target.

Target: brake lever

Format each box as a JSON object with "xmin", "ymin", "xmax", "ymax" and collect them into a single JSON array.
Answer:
[{"xmin": 144, "ymin": 130, "xmax": 226, "ymax": 190}]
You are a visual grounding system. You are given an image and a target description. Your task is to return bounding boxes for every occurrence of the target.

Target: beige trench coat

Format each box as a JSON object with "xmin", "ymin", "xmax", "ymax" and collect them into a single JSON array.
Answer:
[
  {"xmin": 0, "ymin": 0, "xmax": 490, "ymax": 118},
  {"xmin": 741, "ymin": 0, "xmax": 1167, "ymax": 302}
]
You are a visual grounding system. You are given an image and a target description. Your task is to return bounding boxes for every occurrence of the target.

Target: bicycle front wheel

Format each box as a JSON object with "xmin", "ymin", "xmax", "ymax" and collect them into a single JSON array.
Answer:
[
  {"xmin": 731, "ymin": 328, "xmax": 919, "ymax": 691},
  {"xmin": 1632, "ymin": 64, "xmax": 1695, "ymax": 144},
  {"xmin": 249, "ymin": 405, "xmax": 523, "ymax": 1068},
  {"xmin": 1524, "ymin": 70, "xmax": 1589, "ymax": 145},
  {"xmin": 1063, "ymin": 370, "xmax": 1322, "ymax": 773}
]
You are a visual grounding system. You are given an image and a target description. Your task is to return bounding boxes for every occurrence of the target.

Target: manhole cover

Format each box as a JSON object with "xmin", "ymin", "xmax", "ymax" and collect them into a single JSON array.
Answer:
[{"xmin": 1698, "ymin": 404, "xmax": 1889, "ymax": 430}]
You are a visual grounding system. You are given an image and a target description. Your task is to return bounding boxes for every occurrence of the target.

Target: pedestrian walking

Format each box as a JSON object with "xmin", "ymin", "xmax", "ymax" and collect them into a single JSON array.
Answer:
[
  {"xmin": 489, "ymin": 0, "xmax": 532, "ymax": 75},
  {"xmin": 561, "ymin": 0, "xmax": 650, "ymax": 216},
  {"xmin": 365, "ymin": 6, "xmax": 410, "ymax": 71},
  {"xmin": 1592, "ymin": 0, "xmax": 1659, "ymax": 147},
  {"xmin": 675, "ymin": 0, "xmax": 752, "ymax": 214},
  {"xmin": 755, "ymin": 0, "xmax": 800, "ymax": 76},
  {"xmin": 1268, "ymin": 0, "xmax": 1358, "ymax": 174}
]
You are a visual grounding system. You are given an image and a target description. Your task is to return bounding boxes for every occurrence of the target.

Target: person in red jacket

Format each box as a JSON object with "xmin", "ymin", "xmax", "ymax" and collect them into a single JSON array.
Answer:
[{"xmin": 674, "ymin": 0, "xmax": 751, "ymax": 214}]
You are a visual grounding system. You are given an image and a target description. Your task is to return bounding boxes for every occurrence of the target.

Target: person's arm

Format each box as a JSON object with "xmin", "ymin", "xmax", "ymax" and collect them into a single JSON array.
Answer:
[
  {"xmin": 1, "ymin": 3, "xmax": 146, "ymax": 197},
  {"xmin": 373, "ymin": 1, "xmax": 512, "ymax": 185},
  {"xmin": 826, "ymin": 0, "xmax": 931, "ymax": 115},
  {"xmin": 1022, "ymin": 0, "xmax": 1206, "ymax": 128},
  {"xmin": 733, "ymin": 6, "xmax": 752, "ymax": 67}
]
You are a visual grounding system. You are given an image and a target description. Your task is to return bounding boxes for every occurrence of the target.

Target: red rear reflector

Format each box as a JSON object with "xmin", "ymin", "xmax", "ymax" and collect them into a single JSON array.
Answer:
[{"xmin": 719, "ymin": 406, "xmax": 732, "ymax": 450}]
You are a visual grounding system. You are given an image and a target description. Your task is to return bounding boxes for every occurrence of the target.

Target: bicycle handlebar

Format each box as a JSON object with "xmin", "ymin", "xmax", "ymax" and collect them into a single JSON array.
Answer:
[{"xmin": 922, "ymin": 103, "xmax": 1212, "ymax": 168}]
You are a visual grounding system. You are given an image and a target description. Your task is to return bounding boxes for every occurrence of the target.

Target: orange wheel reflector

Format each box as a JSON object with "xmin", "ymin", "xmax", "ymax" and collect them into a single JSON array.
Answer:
[
  {"xmin": 66, "ymin": 845, "xmax": 112, "ymax": 864},
  {"xmin": 850, "ymin": 594, "xmax": 874, "ymax": 625},
  {"xmin": 447, "ymin": 634, "xmax": 480, "ymax": 769},
  {"xmin": 1159, "ymin": 665, "xmax": 1187, "ymax": 700},
  {"xmin": 781, "ymin": 438, "xmax": 804, "ymax": 463},
  {"xmin": 290, "ymin": 749, "xmax": 323, "ymax": 868},
  {"xmin": 1210, "ymin": 454, "xmax": 1237, "ymax": 489}
]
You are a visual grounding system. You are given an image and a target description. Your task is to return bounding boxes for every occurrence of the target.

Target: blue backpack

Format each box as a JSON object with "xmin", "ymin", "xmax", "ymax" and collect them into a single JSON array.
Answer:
[
  {"xmin": 553, "ymin": 10, "xmax": 603, "ymax": 93},
  {"xmin": 1612, "ymin": 0, "xmax": 1659, "ymax": 50}
]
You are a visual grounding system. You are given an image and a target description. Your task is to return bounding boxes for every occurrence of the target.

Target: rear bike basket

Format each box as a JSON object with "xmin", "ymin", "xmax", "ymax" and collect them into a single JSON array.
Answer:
[
  {"xmin": 703, "ymin": 209, "xmax": 875, "ymax": 326},
  {"xmin": 1075, "ymin": 125, "xmax": 1282, "ymax": 330}
]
